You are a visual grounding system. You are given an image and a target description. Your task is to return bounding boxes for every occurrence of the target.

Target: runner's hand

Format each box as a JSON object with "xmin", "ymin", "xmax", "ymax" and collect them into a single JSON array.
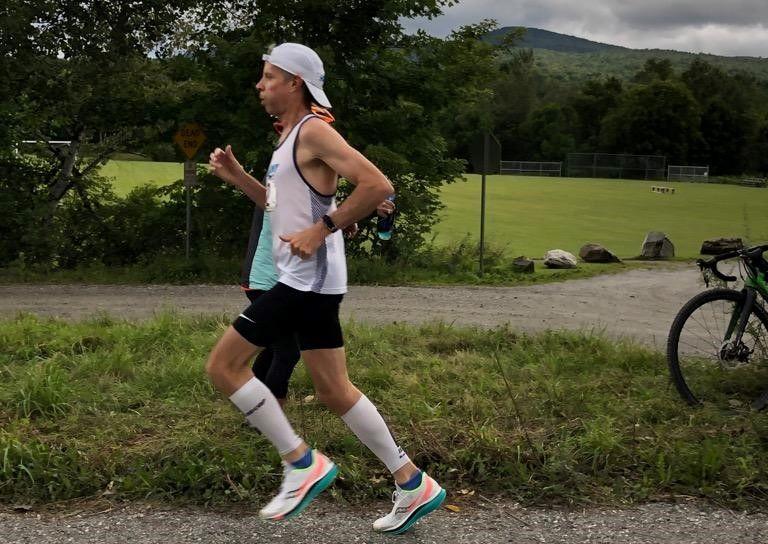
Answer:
[
  {"xmin": 279, "ymin": 223, "xmax": 327, "ymax": 260},
  {"xmin": 377, "ymin": 199, "xmax": 395, "ymax": 218},
  {"xmin": 343, "ymin": 223, "xmax": 359, "ymax": 239},
  {"xmin": 209, "ymin": 145, "xmax": 244, "ymax": 186}
]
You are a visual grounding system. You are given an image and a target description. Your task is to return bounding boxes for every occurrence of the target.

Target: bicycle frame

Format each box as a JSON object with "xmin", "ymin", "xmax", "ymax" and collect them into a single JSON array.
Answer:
[
  {"xmin": 745, "ymin": 269, "xmax": 768, "ymax": 297},
  {"xmin": 702, "ymin": 245, "xmax": 768, "ymax": 351}
]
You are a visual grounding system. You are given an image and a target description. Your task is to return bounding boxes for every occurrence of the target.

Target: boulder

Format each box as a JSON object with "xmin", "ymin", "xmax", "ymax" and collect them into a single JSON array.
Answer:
[
  {"xmin": 579, "ymin": 243, "xmax": 622, "ymax": 263},
  {"xmin": 544, "ymin": 249, "xmax": 578, "ymax": 269},
  {"xmin": 511, "ymin": 256, "xmax": 535, "ymax": 273},
  {"xmin": 640, "ymin": 232, "xmax": 675, "ymax": 259},
  {"xmin": 700, "ymin": 237, "xmax": 743, "ymax": 255}
]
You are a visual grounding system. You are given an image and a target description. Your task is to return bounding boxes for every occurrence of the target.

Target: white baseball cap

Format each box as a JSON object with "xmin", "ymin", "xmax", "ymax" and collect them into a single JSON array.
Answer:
[{"xmin": 262, "ymin": 43, "xmax": 332, "ymax": 108}]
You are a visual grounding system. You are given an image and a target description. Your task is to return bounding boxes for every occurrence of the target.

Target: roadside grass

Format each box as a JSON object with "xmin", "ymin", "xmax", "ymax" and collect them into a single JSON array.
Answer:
[{"xmin": 1, "ymin": 313, "xmax": 767, "ymax": 507}]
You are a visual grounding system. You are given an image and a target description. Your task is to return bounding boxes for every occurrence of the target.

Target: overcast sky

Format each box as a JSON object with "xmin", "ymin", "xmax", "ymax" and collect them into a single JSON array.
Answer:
[{"xmin": 402, "ymin": 0, "xmax": 768, "ymax": 57}]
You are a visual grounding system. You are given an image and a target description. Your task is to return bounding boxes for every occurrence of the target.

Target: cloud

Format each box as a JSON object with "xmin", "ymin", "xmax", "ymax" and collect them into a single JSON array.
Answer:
[{"xmin": 402, "ymin": 0, "xmax": 768, "ymax": 57}]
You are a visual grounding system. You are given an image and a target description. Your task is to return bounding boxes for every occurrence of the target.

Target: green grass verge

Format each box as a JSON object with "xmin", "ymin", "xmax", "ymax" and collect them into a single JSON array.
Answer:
[
  {"xmin": 0, "ymin": 251, "xmax": 673, "ymax": 287},
  {"xmin": 0, "ymin": 255, "xmax": 244, "ymax": 285},
  {"xmin": 347, "ymin": 256, "xmax": 676, "ymax": 286},
  {"xmin": 1, "ymin": 314, "xmax": 767, "ymax": 506}
]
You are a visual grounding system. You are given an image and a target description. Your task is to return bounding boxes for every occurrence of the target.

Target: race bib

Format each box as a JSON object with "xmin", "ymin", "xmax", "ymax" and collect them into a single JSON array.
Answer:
[{"xmin": 265, "ymin": 163, "xmax": 279, "ymax": 211}]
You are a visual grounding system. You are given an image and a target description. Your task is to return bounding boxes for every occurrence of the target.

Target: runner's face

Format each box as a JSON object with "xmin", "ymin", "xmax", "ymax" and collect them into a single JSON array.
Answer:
[{"xmin": 255, "ymin": 62, "xmax": 294, "ymax": 116}]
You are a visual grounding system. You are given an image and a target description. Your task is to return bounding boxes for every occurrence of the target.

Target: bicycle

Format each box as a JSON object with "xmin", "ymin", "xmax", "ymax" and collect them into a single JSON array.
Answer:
[{"xmin": 666, "ymin": 243, "xmax": 768, "ymax": 410}]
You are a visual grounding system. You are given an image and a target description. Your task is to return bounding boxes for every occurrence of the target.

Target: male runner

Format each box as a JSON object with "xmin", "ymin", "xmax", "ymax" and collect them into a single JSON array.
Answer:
[
  {"xmin": 243, "ymin": 181, "xmax": 395, "ymax": 406},
  {"xmin": 206, "ymin": 42, "xmax": 444, "ymax": 534}
]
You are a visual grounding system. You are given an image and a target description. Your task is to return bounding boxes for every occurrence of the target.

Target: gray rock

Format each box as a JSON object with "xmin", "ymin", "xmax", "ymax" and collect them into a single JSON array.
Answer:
[
  {"xmin": 511, "ymin": 256, "xmax": 535, "ymax": 273},
  {"xmin": 544, "ymin": 249, "xmax": 578, "ymax": 269},
  {"xmin": 700, "ymin": 237, "xmax": 743, "ymax": 255},
  {"xmin": 640, "ymin": 232, "xmax": 675, "ymax": 259},
  {"xmin": 579, "ymin": 243, "xmax": 622, "ymax": 263}
]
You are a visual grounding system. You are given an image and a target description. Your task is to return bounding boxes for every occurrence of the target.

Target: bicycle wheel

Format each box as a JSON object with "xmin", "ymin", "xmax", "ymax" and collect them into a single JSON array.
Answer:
[{"xmin": 667, "ymin": 288, "xmax": 768, "ymax": 408}]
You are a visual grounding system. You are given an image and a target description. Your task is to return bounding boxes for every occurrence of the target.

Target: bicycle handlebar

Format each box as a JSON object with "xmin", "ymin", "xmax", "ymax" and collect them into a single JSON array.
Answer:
[
  {"xmin": 696, "ymin": 243, "xmax": 768, "ymax": 282},
  {"xmin": 697, "ymin": 258, "xmax": 737, "ymax": 282}
]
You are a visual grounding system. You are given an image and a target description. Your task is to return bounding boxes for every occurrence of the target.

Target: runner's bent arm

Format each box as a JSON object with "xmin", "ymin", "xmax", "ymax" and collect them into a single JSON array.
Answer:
[
  {"xmin": 209, "ymin": 145, "xmax": 267, "ymax": 208},
  {"xmin": 301, "ymin": 120, "xmax": 394, "ymax": 228}
]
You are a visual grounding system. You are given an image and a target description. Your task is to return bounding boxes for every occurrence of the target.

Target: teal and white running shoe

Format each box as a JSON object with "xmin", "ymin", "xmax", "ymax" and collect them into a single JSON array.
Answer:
[
  {"xmin": 372, "ymin": 473, "xmax": 446, "ymax": 535},
  {"xmin": 259, "ymin": 450, "xmax": 338, "ymax": 521}
]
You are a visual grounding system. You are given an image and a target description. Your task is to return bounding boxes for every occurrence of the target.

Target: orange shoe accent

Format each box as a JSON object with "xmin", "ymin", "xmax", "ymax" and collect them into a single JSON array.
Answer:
[
  {"xmin": 406, "ymin": 476, "xmax": 434, "ymax": 513},
  {"xmin": 295, "ymin": 454, "xmax": 326, "ymax": 496}
]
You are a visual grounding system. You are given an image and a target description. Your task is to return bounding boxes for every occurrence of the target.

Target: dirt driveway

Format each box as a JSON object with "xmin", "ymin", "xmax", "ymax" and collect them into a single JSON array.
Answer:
[{"xmin": 0, "ymin": 266, "xmax": 703, "ymax": 347}]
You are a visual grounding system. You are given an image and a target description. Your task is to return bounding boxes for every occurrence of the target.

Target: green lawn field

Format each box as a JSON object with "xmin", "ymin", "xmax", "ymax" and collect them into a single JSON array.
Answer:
[
  {"xmin": 101, "ymin": 161, "xmax": 768, "ymax": 259},
  {"xmin": 99, "ymin": 160, "xmax": 185, "ymax": 196},
  {"xmin": 436, "ymin": 175, "xmax": 768, "ymax": 259}
]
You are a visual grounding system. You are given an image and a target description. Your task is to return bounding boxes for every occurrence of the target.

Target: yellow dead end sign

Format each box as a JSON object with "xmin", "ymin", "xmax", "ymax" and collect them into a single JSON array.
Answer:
[
  {"xmin": 173, "ymin": 122, "xmax": 206, "ymax": 160},
  {"xmin": 173, "ymin": 122, "xmax": 206, "ymax": 260}
]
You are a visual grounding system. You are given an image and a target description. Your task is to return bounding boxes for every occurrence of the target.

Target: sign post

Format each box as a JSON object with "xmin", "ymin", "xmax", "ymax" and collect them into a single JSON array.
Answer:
[
  {"xmin": 183, "ymin": 160, "xmax": 198, "ymax": 259},
  {"xmin": 470, "ymin": 133, "xmax": 501, "ymax": 277},
  {"xmin": 173, "ymin": 123, "xmax": 206, "ymax": 259},
  {"xmin": 480, "ymin": 133, "xmax": 489, "ymax": 276}
]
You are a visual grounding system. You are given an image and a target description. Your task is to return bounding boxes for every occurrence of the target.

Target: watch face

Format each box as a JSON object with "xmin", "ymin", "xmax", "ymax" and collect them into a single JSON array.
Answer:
[{"xmin": 323, "ymin": 215, "xmax": 337, "ymax": 232}]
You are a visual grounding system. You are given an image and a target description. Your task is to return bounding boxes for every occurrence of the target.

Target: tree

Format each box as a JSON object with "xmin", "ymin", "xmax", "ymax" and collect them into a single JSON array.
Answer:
[
  {"xmin": 694, "ymin": 98, "xmax": 753, "ymax": 174},
  {"xmin": 4, "ymin": 0, "xmax": 203, "ymax": 216},
  {"xmin": 518, "ymin": 103, "xmax": 577, "ymax": 161},
  {"xmin": 491, "ymin": 48, "xmax": 538, "ymax": 160},
  {"xmin": 682, "ymin": 59, "xmax": 746, "ymax": 109},
  {"xmin": 682, "ymin": 60, "xmax": 756, "ymax": 174},
  {"xmin": 600, "ymin": 80, "xmax": 701, "ymax": 163},
  {"xmin": 632, "ymin": 58, "xmax": 674, "ymax": 84},
  {"xmin": 748, "ymin": 116, "xmax": 768, "ymax": 176},
  {"xmin": 570, "ymin": 77, "xmax": 623, "ymax": 151},
  {"xmin": 338, "ymin": 23, "xmax": 512, "ymax": 257}
]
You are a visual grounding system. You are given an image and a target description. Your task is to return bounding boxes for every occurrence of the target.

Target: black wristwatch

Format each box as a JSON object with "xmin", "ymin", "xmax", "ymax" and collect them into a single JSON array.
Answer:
[{"xmin": 321, "ymin": 214, "xmax": 339, "ymax": 233}]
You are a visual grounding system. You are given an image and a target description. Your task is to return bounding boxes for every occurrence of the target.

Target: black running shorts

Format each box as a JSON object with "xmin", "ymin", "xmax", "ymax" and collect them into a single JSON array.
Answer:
[{"xmin": 233, "ymin": 282, "xmax": 344, "ymax": 351}]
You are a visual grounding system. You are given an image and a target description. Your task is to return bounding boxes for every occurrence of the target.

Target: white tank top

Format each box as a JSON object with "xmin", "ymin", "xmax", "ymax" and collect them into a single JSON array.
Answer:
[{"xmin": 265, "ymin": 113, "xmax": 347, "ymax": 295}]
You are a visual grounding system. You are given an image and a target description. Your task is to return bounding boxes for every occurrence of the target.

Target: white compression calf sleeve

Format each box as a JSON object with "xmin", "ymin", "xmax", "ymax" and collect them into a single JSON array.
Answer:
[
  {"xmin": 229, "ymin": 377, "xmax": 303, "ymax": 455},
  {"xmin": 341, "ymin": 395, "xmax": 410, "ymax": 473}
]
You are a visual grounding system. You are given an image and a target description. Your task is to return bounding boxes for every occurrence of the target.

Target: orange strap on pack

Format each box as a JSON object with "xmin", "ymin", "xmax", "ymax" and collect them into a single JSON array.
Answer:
[
  {"xmin": 272, "ymin": 106, "xmax": 335, "ymax": 135},
  {"xmin": 311, "ymin": 104, "xmax": 335, "ymax": 124}
]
